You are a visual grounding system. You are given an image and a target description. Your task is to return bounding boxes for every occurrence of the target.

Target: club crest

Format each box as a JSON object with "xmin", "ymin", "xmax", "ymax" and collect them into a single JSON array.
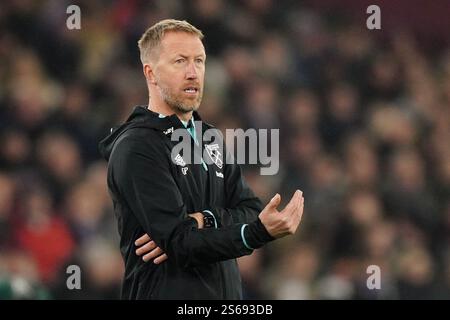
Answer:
[{"xmin": 205, "ymin": 143, "xmax": 223, "ymax": 169}]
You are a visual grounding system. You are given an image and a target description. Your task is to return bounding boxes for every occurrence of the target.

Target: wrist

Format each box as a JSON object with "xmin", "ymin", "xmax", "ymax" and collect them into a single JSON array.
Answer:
[
  {"xmin": 244, "ymin": 218, "xmax": 275, "ymax": 249},
  {"xmin": 188, "ymin": 212, "xmax": 204, "ymax": 229},
  {"xmin": 202, "ymin": 210, "xmax": 218, "ymax": 229}
]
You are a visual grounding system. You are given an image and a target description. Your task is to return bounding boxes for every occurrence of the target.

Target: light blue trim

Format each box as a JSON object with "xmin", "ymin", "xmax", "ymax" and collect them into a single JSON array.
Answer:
[
  {"xmin": 202, "ymin": 210, "xmax": 218, "ymax": 229},
  {"xmin": 182, "ymin": 118, "xmax": 208, "ymax": 171},
  {"xmin": 190, "ymin": 119, "xmax": 198, "ymax": 145},
  {"xmin": 182, "ymin": 118, "xmax": 198, "ymax": 145},
  {"xmin": 240, "ymin": 224, "xmax": 254, "ymax": 250},
  {"xmin": 201, "ymin": 159, "xmax": 208, "ymax": 171},
  {"xmin": 158, "ymin": 114, "xmax": 167, "ymax": 118},
  {"xmin": 191, "ymin": 119, "xmax": 209, "ymax": 171}
]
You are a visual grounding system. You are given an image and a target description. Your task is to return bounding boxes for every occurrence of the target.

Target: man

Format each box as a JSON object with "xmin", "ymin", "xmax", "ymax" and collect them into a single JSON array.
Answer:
[{"xmin": 99, "ymin": 19, "xmax": 304, "ymax": 299}]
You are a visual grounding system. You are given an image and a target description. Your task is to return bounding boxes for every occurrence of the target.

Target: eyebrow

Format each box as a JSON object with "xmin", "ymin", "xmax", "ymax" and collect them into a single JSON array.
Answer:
[{"xmin": 174, "ymin": 54, "xmax": 206, "ymax": 59}]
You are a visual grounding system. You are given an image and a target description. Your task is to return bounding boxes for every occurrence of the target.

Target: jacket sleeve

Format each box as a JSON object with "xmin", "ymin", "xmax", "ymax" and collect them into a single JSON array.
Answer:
[
  {"xmin": 110, "ymin": 135, "xmax": 273, "ymax": 268},
  {"xmin": 205, "ymin": 144, "xmax": 264, "ymax": 227}
]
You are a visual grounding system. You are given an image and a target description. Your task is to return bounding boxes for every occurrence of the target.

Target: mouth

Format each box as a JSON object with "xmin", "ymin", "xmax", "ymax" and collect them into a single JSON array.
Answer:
[{"xmin": 183, "ymin": 86, "xmax": 199, "ymax": 95}]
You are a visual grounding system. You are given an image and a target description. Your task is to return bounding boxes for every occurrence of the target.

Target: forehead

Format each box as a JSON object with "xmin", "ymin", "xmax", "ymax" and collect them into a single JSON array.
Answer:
[{"xmin": 159, "ymin": 31, "xmax": 205, "ymax": 57}]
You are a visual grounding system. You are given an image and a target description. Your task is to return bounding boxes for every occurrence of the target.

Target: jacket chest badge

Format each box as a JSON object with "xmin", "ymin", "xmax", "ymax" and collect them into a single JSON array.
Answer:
[{"xmin": 205, "ymin": 143, "xmax": 223, "ymax": 169}]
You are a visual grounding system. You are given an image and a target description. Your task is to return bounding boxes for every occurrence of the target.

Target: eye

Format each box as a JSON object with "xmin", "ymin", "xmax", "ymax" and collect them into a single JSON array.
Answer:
[
  {"xmin": 195, "ymin": 58, "xmax": 204, "ymax": 64},
  {"xmin": 175, "ymin": 58, "xmax": 185, "ymax": 64}
]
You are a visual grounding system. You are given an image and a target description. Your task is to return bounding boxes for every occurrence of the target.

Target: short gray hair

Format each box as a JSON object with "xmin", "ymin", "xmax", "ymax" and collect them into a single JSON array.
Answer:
[{"xmin": 137, "ymin": 19, "xmax": 204, "ymax": 64}]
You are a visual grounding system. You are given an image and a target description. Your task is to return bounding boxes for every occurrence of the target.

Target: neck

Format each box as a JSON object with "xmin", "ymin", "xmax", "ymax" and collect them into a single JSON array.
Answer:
[{"xmin": 147, "ymin": 98, "xmax": 193, "ymax": 122}]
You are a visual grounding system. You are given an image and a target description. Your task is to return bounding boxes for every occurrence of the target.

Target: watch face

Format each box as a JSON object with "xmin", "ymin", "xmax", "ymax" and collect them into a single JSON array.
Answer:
[{"xmin": 203, "ymin": 215, "xmax": 215, "ymax": 228}]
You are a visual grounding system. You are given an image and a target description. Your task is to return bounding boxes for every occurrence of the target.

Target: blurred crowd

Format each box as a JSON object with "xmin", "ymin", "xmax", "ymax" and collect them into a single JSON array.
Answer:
[{"xmin": 0, "ymin": 0, "xmax": 449, "ymax": 299}]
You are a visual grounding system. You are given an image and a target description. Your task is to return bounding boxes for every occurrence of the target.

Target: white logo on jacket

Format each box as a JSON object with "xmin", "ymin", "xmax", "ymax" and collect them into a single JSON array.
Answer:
[
  {"xmin": 163, "ymin": 127, "xmax": 174, "ymax": 135},
  {"xmin": 205, "ymin": 144, "xmax": 223, "ymax": 169},
  {"xmin": 174, "ymin": 154, "xmax": 186, "ymax": 167},
  {"xmin": 215, "ymin": 171, "xmax": 224, "ymax": 178}
]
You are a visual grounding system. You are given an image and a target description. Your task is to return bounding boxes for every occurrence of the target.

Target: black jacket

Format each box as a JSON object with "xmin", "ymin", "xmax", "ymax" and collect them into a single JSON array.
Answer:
[{"xmin": 98, "ymin": 106, "xmax": 273, "ymax": 299}]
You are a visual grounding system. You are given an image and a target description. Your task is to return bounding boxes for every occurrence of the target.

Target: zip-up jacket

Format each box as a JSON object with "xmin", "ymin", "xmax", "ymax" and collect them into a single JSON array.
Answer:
[{"xmin": 98, "ymin": 106, "xmax": 274, "ymax": 299}]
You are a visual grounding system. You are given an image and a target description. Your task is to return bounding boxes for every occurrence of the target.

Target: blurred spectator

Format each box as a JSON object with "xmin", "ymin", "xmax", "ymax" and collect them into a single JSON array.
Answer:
[
  {"xmin": 0, "ymin": 0, "xmax": 448, "ymax": 299},
  {"xmin": 316, "ymin": 258, "xmax": 357, "ymax": 300},
  {"xmin": 46, "ymin": 82, "xmax": 100, "ymax": 162},
  {"xmin": 77, "ymin": 239, "xmax": 123, "ymax": 299},
  {"xmin": 0, "ymin": 173, "xmax": 15, "ymax": 248},
  {"xmin": 64, "ymin": 180, "xmax": 116, "ymax": 244},
  {"xmin": 14, "ymin": 187, "xmax": 74, "ymax": 284},
  {"xmin": 36, "ymin": 131, "xmax": 82, "ymax": 204},
  {"xmin": 270, "ymin": 243, "xmax": 320, "ymax": 299},
  {"xmin": 237, "ymin": 249, "xmax": 267, "ymax": 299},
  {"xmin": 0, "ymin": 129, "xmax": 32, "ymax": 171},
  {"xmin": 384, "ymin": 148, "xmax": 438, "ymax": 231},
  {"xmin": 321, "ymin": 83, "xmax": 361, "ymax": 148},
  {"xmin": 343, "ymin": 132, "xmax": 379, "ymax": 189},
  {"xmin": 395, "ymin": 244, "xmax": 438, "ymax": 299},
  {"xmin": 0, "ymin": 251, "xmax": 50, "ymax": 299},
  {"xmin": 283, "ymin": 88, "xmax": 320, "ymax": 134}
]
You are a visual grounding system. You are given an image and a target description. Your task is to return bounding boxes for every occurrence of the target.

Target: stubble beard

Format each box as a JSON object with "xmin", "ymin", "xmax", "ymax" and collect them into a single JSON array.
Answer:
[{"xmin": 158, "ymin": 83, "xmax": 202, "ymax": 114}]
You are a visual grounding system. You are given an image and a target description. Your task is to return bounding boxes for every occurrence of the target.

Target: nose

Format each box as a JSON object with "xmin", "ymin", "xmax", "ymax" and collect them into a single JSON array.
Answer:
[{"xmin": 185, "ymin": 61, "xmax": 198, "ymax": 80}]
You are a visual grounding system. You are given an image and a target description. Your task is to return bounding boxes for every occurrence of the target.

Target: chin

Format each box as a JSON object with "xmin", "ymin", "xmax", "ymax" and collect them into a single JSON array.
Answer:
[{"xmin": 181, "ymin": 102, "xmax": 201, "ymax": 112}]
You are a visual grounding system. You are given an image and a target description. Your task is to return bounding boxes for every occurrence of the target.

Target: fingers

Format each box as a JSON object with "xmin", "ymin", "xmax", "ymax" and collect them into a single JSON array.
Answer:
[
  {"xmin": 293, "ymin": 194, "xmax": 305, "ymax": 226},
  {"xmin": 143, "ymin": 247, "xmax": 164, "ymax": 262},
  {"xmin": 136, "ymin": 240, "xmax": 156, "ymax": 256},
  {"xmin": 282, "ymin": 190, "xmax": 302, "ymax": 215},
  {"xmin": 295, "ymin": 192, "xmax": 304, "ymax": 214},
  {"xmin": 134, "ymin": 233, "xmax": 151, "ymax": 246},
  {"xmin": 153, "ymin": 253, "xmax": 168, "ymax": 265},
  {"xmin": 265, "ymin": 193, "xmax": 281, "ymax": 211},
  {"xmin": 285, "ymin": 191, "xmax": 304, "ymax": 235},
  {"xmin": 134, "ymin": 233, "xmax": 169, "ymax": 264}
]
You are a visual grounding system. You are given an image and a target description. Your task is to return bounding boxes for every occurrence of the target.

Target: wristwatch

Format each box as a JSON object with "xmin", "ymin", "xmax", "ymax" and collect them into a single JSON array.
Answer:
[{"xmin": 203, "ymin": 214, "xmax": 216, "ymax": 229}]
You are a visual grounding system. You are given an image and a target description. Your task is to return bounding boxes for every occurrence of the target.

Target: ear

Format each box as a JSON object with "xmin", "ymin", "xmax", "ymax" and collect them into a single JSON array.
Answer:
[{"xmin": 143, "ymin": 63, "xmax": 157, "ymax": 85}]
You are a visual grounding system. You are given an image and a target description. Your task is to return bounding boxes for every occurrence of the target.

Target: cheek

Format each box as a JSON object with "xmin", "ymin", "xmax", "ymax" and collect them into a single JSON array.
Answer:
[
  {"xmin": 158, "ymin": 72, "xmax": 180, "ymax": 90},
  {"xmin": 197, "ymin": 69, "xmax": 206, "ymax": 85}
]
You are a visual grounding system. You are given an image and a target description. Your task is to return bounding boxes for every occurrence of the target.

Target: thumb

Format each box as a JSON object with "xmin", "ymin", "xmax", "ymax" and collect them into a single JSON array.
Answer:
[{"xmin": 266, "ymin": 193, "xmax": 281, "ymax": 210}]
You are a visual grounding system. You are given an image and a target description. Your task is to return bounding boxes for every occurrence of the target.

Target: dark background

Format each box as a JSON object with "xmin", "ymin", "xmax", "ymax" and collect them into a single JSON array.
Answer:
[{"xmin": 0, "ymin": 0, "xmax": 449, "ymax": 299}]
